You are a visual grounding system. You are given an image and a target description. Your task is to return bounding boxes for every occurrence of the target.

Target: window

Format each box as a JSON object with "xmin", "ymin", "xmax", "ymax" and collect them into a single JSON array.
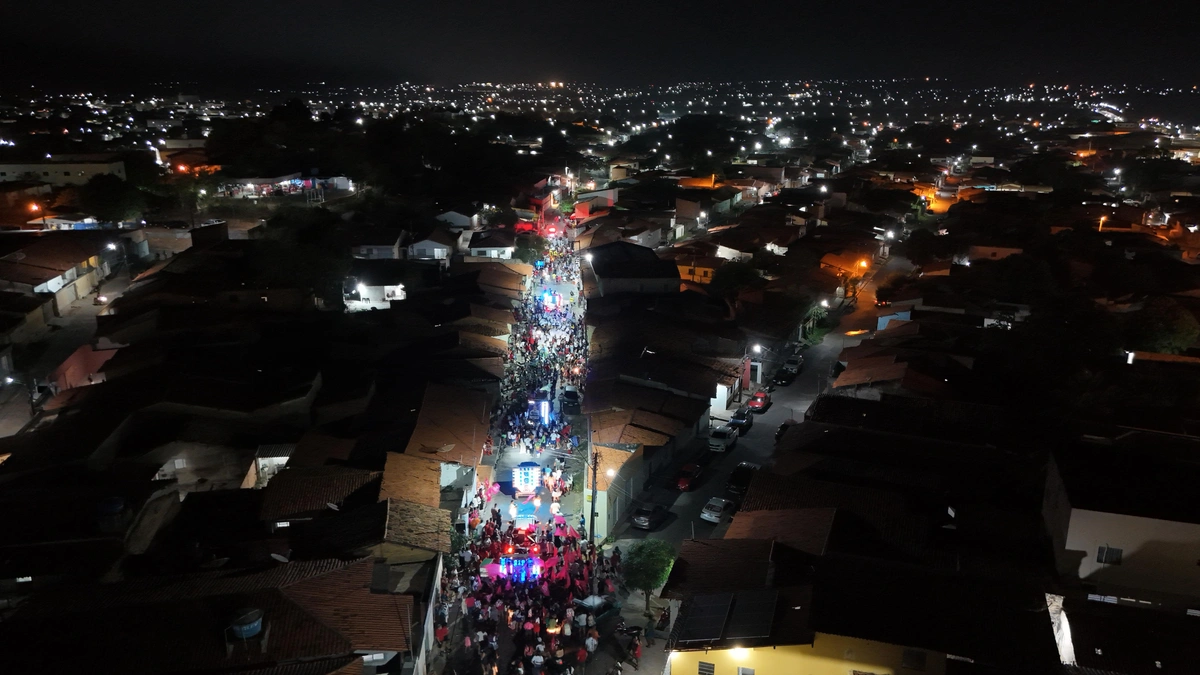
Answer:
[
  {"xmin": 174, "ymin": 458, "xmax": 187, "ymax": 469},
  {"xmin": 737, "ymin": 668, "xmax": 754, "ymax": 675},
  {"xmin": 42, "ymin": 172, "xmax": 49, "ymax": 177},
  {"xmin": 63, "ymin": 172, "xmax": 70, "ymax": 177},
  {"xmin": 698, "ymin": 662, "xmax": 715, "ymax": 675},
  {"xmin": 1097, "ymin": 546, "xmax": 1123, "ymax": 565},
  {"xmin": 902, "ymin": 648, "xmax": 928, "ymax": 671},
  {"xmin": 362, "ymin": 653, "xmax": 386, "ymax": 663}
]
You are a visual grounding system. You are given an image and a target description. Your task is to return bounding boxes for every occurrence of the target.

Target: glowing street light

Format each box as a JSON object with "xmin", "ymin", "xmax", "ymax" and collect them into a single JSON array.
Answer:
[
  {"xmin": 584, "ymin": 253, "xmax": 593, "ymax": 263},
  {"xmin": 752, "ymin": 344, "xmax": 762, "ymax": 354}
]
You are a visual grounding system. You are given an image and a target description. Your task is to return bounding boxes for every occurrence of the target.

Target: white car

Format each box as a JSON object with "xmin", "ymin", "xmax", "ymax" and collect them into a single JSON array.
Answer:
[
  {"xmin": 700, "ymin": 497, "xmax": 735, "ymax": 523},
  {"xmin": 708, "ymin": 425, "xmax": 738, "ymax": 451}
]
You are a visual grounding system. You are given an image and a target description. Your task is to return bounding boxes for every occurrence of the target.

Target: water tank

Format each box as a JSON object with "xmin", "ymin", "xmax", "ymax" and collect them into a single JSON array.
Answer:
[{"xmin": 229, "ymin": 608, "xmax": 264, "ymax": 639}]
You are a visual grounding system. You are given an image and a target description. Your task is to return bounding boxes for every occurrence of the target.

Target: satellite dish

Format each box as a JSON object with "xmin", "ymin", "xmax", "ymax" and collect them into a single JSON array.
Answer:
[
  {"xmin": 420, "ymin": 443, "xmax": 456, "ymax": 455},
  {"xmin": 326, "ymin": 502, "xmax": 340, "ymax": 511},
  {"xmin": 270, "ymin": 551, "xmax": 291, "ymax": 563}
]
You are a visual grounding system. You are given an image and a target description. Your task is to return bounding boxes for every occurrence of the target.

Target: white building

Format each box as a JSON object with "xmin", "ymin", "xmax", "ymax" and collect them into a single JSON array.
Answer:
[
  {"xmin": 0, "ymin": 155, "xmax": 126, "ymax": 186},
  {"xmin": 468, "ymin": 230, "xmax": 516, "ymax": 259},
  {"xmin": 406, "ymin": 229, "xmax": 456, "ymax": 266}
]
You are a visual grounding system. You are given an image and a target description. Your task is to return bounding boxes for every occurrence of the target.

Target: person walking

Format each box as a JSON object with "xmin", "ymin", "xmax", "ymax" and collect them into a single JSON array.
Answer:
[{"xmin": 644, "ymin": 618, "xmax": 656, "ymax": 647}]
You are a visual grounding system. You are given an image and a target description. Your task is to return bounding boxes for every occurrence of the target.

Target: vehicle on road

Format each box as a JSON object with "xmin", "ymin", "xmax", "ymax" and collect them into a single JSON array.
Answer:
[
  {"xmin": 728, "ymin": 406, "xmax": 754, "ymax": 431},
  {"xmin": 875, "ymin": 299, "xmax": 892, "ymax": 308},
  {"xmin": 630, "ymin": 504, "xmax": 669, "ymax": 530},
  {"xmin": 560, "ymin": 386, "xmax": 582, "ymax": 414},
  {"xmin": 776, "ymin": 420, "xmax": 799, "ymax": 442},
  {"xmin": 575, "ymin": 596, "xmax": 622, "ymax": 623},
  {"xmin": 700, "ymin": 497, "xmax": 736, "ymax": 523},
  {"xmin": 708, "ymin": 425, "xmax": 739, "ymax": 451},
  {"xmin": 674, "ymin": 463, "xmax": 703, "ymax": 490},
  {"xmin": 782, "ymin": 354, "xmax": 804, "ymax": 373},
  {"xmin": 726, "ymin": 461, "xmax": 761, "ymax": 498},
  {"xmin": 747, "ymin": 390, "xmax": 771, "ymax": 411},
  {"xmin": 771, "ymin": 370, "xmax": 796, "ymax": 387}
]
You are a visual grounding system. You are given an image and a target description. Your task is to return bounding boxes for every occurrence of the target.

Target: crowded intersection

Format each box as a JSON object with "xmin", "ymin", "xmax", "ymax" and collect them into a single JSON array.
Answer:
[{"xmin": 434, "ymin": 237, "xmax": 658, "ymax": 675}]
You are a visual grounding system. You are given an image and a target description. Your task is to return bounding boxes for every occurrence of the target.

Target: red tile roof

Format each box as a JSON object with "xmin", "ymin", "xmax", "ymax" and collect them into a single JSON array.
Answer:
[
  {"xmin": 260, "ymin": 467, "xmax": 381, "ymax": 521},
  {"xmin": 284, "ymin": 560, "xmax": 413, "ymax": 652}
]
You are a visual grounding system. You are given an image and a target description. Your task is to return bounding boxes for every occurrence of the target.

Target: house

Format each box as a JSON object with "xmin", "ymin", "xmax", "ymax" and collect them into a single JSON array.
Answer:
[
  {"xmin": 0, "ymin": 232, "xmax": 120, "ymax": 314},
  {"xmin": 1046, "ymin": 437, "xmax": 1200, "ymax": 600},
  {"xmin": 349, "ymin": 227, "xmax": 403, "ymax": 259},
  {"xmin": 436, "ymin": 205, "xmax": 482, "ymax": 231},
  {"xmin": 402, "ymin": 382, "xmax": 492, "ymax": 492},
  {"xmin": 585, "ymin": 444, "xmax": 644, "ymax": 541},
  {"xmin": 468, "ymin": 230, "xmax": 516, "ymax": 259},
  {"xmin": 0, "ymin": 557, "xmax": 418, "ymax": 675},
  {"xmin": 0, "ymin": 153, "xmax": 127, "ymax": 186},
  {"xmin": 407, "ymin": 229, "xmax": 457, "ymax": 265},
  {"xmin": 672, "ymin": 254, "xmax": 726, "ymax": 285},
  {"xmin": 344, "ymin": 259, "xmax": 415, "ymax": 311},
  {"xmin": 584, "ymin": 240, "xmax": 680, "ymax": 297}
]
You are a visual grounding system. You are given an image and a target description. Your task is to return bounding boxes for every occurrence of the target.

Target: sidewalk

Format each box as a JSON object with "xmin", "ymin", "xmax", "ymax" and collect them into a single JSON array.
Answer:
[{"xmin": 585, "ymin": 537, "xmax": 673, "ymax": 675}]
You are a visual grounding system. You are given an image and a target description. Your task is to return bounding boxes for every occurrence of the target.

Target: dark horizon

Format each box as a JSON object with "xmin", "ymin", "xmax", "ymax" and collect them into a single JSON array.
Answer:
[{"xmin": 5, "ymin": 0, "xmax": 1200, "ymax": 91}]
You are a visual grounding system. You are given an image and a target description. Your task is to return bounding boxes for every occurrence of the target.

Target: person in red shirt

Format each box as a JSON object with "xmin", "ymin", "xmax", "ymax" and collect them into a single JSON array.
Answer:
[{"xmin": 435, "ymin": 624, "xmax": 449, "ymax": 648}]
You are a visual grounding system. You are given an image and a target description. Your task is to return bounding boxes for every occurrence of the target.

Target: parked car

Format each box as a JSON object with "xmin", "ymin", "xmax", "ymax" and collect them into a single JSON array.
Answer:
[
  {"xmin": 746, "ymin": 390, "xmax": 771, "ymax": 411},
  {"xmin": 771, "ymin": 370, "xmax": 796, "ymax": 387},
  {"xmin": 782, "ymin": 354, "xmax": 804, "ymax": 373},
  {"xmin": 776, "ymin": 420, "xmax": 799, "ymax": 442},
  {"xmin": 708, "ymin": 425, "xmax": 739, "ymax": 451},
  {"xmin": 726, "ymin": 461, "xmax": 761, "ymax": 498},
  {"xmin": 630, "ymin": 504, "xmax": 669, "ymax": 530},
  {"xmin": 674, "ymin": 463, "xmax": 703, "ymax": 491},
  {"xmin": 728, "ymin": 406, "xmax": 754, "ymax": 431},
  {"xmin": 875, "ymin": 299, "xmax": 892, "ymax": 308},
  {"xmin": 560, "ymin": 386, "xmax": 582, "ymax": 414},
  {"xmin": 574, "ymin": 596, "xmax": 622, "ymax": 623},
  {"xmin": 700, "ymin": 497, "xmax": 736, "ymax": 524}
]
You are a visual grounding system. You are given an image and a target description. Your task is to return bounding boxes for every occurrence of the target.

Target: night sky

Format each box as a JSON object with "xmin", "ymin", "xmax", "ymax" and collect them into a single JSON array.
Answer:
[{"xmin": 6, "ymin": 0, "xmax": 1200, "ymax": 89}]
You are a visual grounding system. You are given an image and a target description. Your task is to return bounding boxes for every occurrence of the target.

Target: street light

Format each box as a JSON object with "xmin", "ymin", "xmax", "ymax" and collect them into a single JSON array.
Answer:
[
  {"xmin": 584, "ymin": 253, "xmax": 593, "ymax": 263},
  {"xmin": 752, "ymin": 344, "xmax": 762, "ymax": 354},
  {"xmin": 1099, "ymin": 216, "xmax": 1107, "ymax": 232}
]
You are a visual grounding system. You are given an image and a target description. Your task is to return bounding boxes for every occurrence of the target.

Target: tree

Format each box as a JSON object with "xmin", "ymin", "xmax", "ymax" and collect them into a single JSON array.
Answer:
[
  {"xmin": 708, "ymin": 261, "xmax": 763, "ymax": 317},
  {"xmin": 514, "ymin": 235, "xmax": 549, "ymax": 264},
  {"xmin": 622, "ymin": 540, "xmax": 675, "ymax": 613},
  {"xmin": 78, "ymin": 173, "xmax": 145, "ymax": 224},
  {"xmin": 1124, "ymin": 297, "xmax": 1200, "ymax": 355}
]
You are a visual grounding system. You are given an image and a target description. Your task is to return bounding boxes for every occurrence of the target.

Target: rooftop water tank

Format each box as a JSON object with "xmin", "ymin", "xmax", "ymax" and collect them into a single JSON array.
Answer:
[{"xmin": 229, "ymin": 608, "xmax": 264, "ymax": 639}]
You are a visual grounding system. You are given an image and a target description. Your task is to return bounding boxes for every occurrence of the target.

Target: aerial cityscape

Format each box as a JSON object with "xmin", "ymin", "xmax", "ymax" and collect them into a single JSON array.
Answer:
[{"xmin": 1, "ymin": 3, "xmax": 1200, "ymax": 675}]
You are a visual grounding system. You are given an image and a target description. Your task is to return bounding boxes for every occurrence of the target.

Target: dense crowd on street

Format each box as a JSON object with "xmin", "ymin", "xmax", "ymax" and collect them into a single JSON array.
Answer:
[
  {"xmin": 489, "ymin": 238, "xmax": 587, "ymax": 459},
  {"xmin": 436, "ymin": 519, "xmax": 634, "ymax": 675}
]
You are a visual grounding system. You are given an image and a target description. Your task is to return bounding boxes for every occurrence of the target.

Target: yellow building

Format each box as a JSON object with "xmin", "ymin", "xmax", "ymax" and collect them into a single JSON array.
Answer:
[
  {"xmin": 666, "ymin": 588, "xmax": 945, "ymax": 675},
  {"xmin": 668, "ymin": 633, "xmax": 945, "ymax": 675}
]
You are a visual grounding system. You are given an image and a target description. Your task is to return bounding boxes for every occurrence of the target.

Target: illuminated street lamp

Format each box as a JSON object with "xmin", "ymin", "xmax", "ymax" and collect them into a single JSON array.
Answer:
[
  {"xmin": 752, "ymin": 344, "xmax": 762, "ymax": 354},
  {"xmin": 1099, "ymin": 216, "xmax": 1107, "ymax": 232}
]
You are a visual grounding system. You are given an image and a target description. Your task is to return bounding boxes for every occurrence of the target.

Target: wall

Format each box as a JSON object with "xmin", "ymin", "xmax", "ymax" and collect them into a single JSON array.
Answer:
[
  {"xmin": 0, "ymin": 161, "xmax": 126, "ymax": 186},
  {"xmin": 470, "ymin": 247, "xmax": 514, "ymax": 259},
  {"xmin": 1063, "ymin": 508, "xmax": 1200, "ymax": 597},
  {"xmin": 668, "ymin": 634, "xmax": 945, "ymax": 675}
]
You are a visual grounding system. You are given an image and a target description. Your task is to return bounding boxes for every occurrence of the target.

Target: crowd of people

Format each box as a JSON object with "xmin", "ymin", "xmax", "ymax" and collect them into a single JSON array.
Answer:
[
  {"xmin": 435, "ymin": 236, "xmax": 663, "ymax": 675},
  {"xmin": 492, "ymin": 238, "xmax": 587, "ymax": 458},
  {"xmin": 437, "ymin": 517, "xmax": 632, "ymax": 675}
]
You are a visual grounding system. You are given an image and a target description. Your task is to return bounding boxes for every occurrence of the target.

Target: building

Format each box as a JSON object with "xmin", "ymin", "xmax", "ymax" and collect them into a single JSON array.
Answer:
[
  {"xmin": 468, "ymin": 230, "xmax": 516, "ymax": 259},
  {"xmin": 407, "ymin": 229, "xmax": 457, "ymax": 266},
  {"xmin": 436, "ymin": 205, "xmax": 482, "ymax": 231},
  {"xmin": 0, "ymin": 153, "xmax": 127, "ymax": 186},
  {"xmin": 0, "ymin": 232, "xmax": 119, "ymax": 313},
  {"xmin": 349, "ymin": 228, "xmax": 404, "ymax": 259},
  {"xmin": 584, "ymin": 240, "xmax": 680, "ymax": 297}
]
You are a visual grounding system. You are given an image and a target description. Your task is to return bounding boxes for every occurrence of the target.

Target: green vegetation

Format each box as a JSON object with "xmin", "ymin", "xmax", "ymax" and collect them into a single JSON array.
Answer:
[{"xmin": 622, "ymin": 540, "xmax": 676, "ymax": 613}]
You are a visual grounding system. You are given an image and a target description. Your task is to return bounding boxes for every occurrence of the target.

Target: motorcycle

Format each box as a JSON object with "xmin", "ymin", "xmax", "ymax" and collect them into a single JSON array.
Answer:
[{"xmin": 614, "ymin": 616, "xmax": 643, "ymax": 638}]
